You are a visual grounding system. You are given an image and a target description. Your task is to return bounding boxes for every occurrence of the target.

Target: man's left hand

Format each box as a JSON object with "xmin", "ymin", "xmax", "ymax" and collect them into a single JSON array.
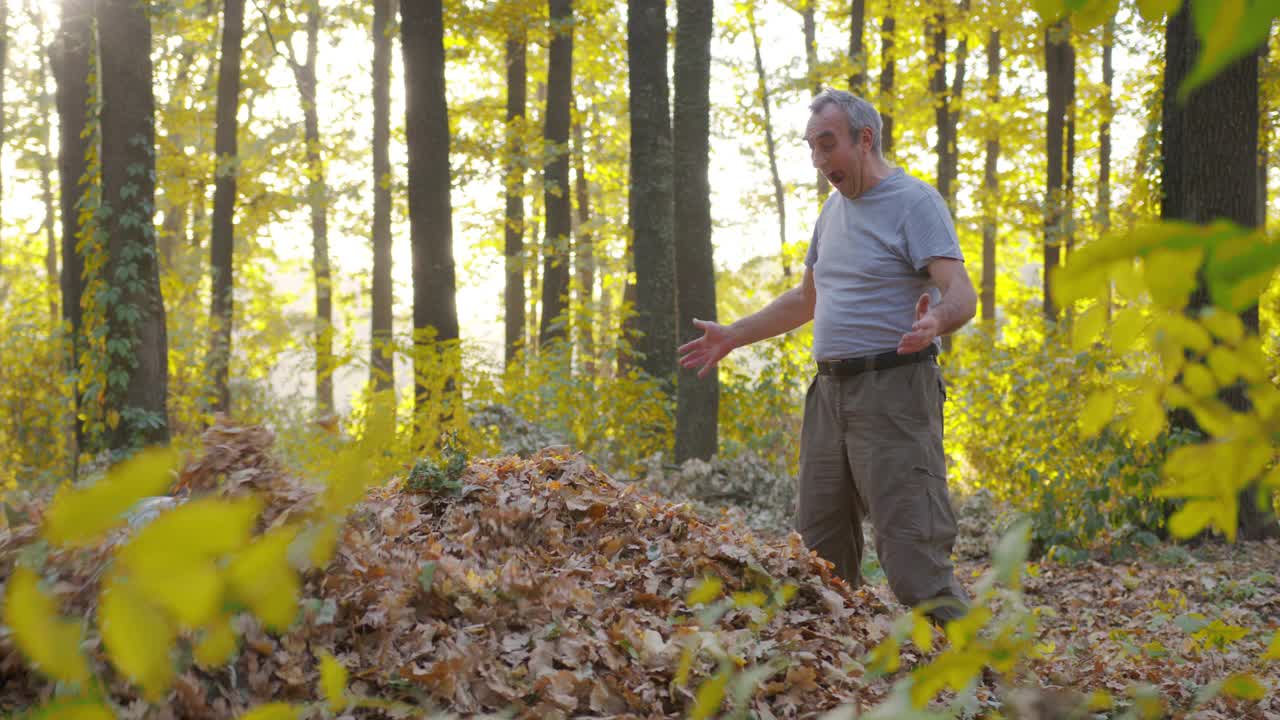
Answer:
[{"xmin": 897, "ymin": 293, "xmax": 939, "ymax": 354}]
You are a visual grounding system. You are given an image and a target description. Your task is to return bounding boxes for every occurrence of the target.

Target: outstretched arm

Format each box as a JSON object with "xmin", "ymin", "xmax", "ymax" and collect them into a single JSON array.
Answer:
[
  {"xmin": 897, "ymin": 258, "xmax": 977, "ymax": 354},
  {"xmin": 678, "ymin": 266, "xmax": 817, "ymax": 378}
]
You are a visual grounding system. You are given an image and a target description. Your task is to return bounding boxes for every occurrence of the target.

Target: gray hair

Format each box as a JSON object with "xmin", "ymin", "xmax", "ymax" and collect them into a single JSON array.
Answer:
[{"xmin": 809, "ymin": 88, "xmax": 883, "ymax": 156}]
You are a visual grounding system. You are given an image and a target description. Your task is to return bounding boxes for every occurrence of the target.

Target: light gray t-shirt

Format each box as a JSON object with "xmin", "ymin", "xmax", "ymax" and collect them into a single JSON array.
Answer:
[{"xmin": 804, "ymin": 168, "xmax": 964, "ymax": 361}]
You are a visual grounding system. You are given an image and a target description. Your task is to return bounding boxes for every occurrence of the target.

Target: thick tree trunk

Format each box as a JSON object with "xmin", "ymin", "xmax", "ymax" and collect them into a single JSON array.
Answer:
[
  {"xmin": 801, "ymin": 2, "xmax": 827, "ymax": 201},
  {"xmin": 1043, "ymin": 19, "xmax": 1070, "ymax": 321},
  {"xmin": 627, "ymin": 0, "xmax": 677, "ymax": 386},
  {"xmin": 573, "ymin": 115, "xmax": 595, "ymax": 373},
  {"xmin": 747, "ymin": 6, "xmax": 788, "ymax": 277},
  {"xmin": 879, "ymin": 9, "xmax": 895, "ymax": 157},
  {"xmin": 504, "ymin": 29, "xmax": 526, "ymax": 367},
  {"xmin": 540, "ymin": 0, "xmax": 573, "ymax": 348},
  {"xmin": 290, "ymin": 4, "xmax": 334, "ymax": 419},
  {"xmin": 848, "ymin": 0, "xmax": 865, "ymax": 93},
  {"xmin": 371, "ymin": 0, "xmax": 394, "ymax": 393},
  {"xmin": 981, "ymin": 29, "xmax": 999, "ymax": 323},
  {"xmin": 927, "ymin": 13, "xmax": 948, "ymax": 205},
  {"xmin": 209, "ymin": 0, "xmax": 244, "ymax": 416},
  {"xmin": 54, "ymin": 0, "xmax": 92, "ymax": 457},
  {"xmin": 98, "ymin": 0, "xmax": 169, "ymax": 449},
  {"xmin": 401, "ymin": 0, "xmax": 458, "ymax": 415},
  {"xmin": 674, "ymin": 0, "xmax": 716, "ymax": 463},
  {"xmin": 1163, "ymin": 4, "xmax": 1277, "ymax": 540}
]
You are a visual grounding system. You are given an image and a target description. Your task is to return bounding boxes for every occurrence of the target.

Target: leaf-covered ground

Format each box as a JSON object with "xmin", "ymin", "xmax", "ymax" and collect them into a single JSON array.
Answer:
[{"xmin": 0, "ymin": 426, "xmax": 1276, "ymax": 718}]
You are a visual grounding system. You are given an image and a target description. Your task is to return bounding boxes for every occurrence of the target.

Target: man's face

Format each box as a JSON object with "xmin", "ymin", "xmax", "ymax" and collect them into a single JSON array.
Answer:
[{"xmin": 805, "ymin": 104, "xmax": 870, "ymax": 199}]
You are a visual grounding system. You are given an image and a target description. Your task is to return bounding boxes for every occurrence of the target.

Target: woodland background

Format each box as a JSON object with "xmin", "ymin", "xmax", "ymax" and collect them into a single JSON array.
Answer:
[{"xmin": 0, "ymin": 0, "xmax": 1279, "ymax": 716}]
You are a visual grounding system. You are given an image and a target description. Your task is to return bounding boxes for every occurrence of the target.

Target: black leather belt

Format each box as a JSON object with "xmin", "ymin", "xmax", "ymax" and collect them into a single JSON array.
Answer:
[{"xmin": 816, "ymin": 345, "xmax": 938, "ymax": 376}]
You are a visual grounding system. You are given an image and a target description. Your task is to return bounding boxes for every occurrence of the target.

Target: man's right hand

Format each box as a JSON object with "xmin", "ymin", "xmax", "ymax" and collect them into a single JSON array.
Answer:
[{"xmin": 677, "ymin": 319, "xmax": 736, "ymax": 379}]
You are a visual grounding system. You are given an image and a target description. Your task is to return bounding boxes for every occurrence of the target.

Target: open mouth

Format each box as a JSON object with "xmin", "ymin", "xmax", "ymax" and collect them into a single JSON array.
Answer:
[{"xmin": 828, "ymin": 171, "xmax": 846, "ymax": 185}]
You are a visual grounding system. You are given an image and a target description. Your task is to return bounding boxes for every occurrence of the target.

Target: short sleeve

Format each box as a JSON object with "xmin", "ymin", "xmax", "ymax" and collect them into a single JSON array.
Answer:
[
  {"xmin": 902, "ymin": 190, "xmax": 963, "ymax": 271},
  {"xmin": 805, "ymin": 206, "xmax": 825, "ymax": 268}
]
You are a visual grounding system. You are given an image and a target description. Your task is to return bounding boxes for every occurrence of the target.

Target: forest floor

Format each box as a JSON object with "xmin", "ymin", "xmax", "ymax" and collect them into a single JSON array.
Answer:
[{"xmin": 0, "ymin": 426, "xmax": 1277, "ymax": 719}]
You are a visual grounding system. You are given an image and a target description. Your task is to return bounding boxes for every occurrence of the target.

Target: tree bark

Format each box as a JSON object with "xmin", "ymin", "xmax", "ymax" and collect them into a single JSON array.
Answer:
[
  {"xmin": 0, "ymin": 0, "xmax": 7, "ymax": 245},
  {"xmin": 209, "ymin": 0, "xmax": 244, "ymax": 416},
  {"xmin": 1162, "ymin": 3, "xmax": 1277, "ymax": 540},
  {"xmin": 1064, "ymin": 32, "xmax": 1076, "ymax": 261},
  {"xmin": 627, "ymin": 0, "xmax": 676, "ymax": 386},
  {"xmin": 540, "ymin": 0, "xmax": 573, "ymax": 348},
  {"xmin": 879, "ymin": 9, "xmax": 895, "ymax": 157},
  {"xmin": 1100, "ymin": 19, "xmax": 1112, "ymax": 319},
  {"xmin": 401, "ymin": 0, "xmax": 458, "ymax": 414},
  {"xmin": 35, "ymin": 8, "xmax": 58, "ymax": 323},
  {"xmin": 747, "ymin": 5, "xmax": 788, "ymax": 277},
  {"xmin": 848, "ymin": 0, "xmax": 865, "ymax": 94},
  {"xmin": 503, "ymin": 27, "xmax": 526, "ymax": 367},
  {"xmin": 98, "ymin": 0, "xmax": 169, "ymax": 449},
  {"xmin": 54, "ymin": 0, "xmax": 92, "ymax": 456},
  {"xmin": 674, "ymin": 0, "xmax": 716, "ymax": 463},
  {"xmin": 371, "ymin": 0, "xmax": 394, "ymax": 393},
  {"xmin": 981, "ymin": 28, "xmax": 999, "ymax": 323},
  {"xmin": 801, "ymin": 1, "xmax": 828, "ymax": 201},
  {"xmin": 928, "ymin": 1, "xmax": 967, "ymax": 214},
  {"xmin": 1043, "ymin": 19, "xmax": 1070, "ymax": 321}
]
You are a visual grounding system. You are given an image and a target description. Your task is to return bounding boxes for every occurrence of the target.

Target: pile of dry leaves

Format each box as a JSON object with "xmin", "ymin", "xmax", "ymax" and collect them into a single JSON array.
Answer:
[{"xmin": 0, "ymin": 424, "xmax": 892, "ymax": 718}]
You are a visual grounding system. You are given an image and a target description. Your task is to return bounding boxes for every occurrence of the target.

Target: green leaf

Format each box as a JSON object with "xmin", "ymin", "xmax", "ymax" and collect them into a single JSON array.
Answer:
[
  {"xmin": 1181, "ymin": 0, "xmax": 1278, "ymax": 99},
  {"xmin": 1137, "ymin": 0, "xmax": 1181, "ymax": 21}
]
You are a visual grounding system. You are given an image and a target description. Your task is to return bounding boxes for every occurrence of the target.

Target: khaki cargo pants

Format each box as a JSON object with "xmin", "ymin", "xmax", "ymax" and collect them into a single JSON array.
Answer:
[{"xmin": 796, "ymin": 358, "xmax": 970, "ymax": 624}]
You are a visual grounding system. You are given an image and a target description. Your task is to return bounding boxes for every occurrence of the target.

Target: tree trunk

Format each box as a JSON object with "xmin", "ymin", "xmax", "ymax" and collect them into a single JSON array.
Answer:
[
  {"xmin": 628, "ymin": 0, "xmax": 676, "ymax": 386},
  {"xmin": 928, "ymin": 1, "xmax": 966, "ymax": 214},
  {"xmin": 879, "ymin": 9, "xmax": 895, "ymax": 157},
  {"xmin": 848, "ymin": 0, "xmax": 865, "ymax": 94},
  {"xmin": 1163, "ymin": 4, "xmax": 1277, "ymax": 540},
  {"xmin": 401, "ymin": 0, "xmax": 458, "ymax": 415},
  {"xmin": 747, "ymin": 5, "xmax": 787, "ymax": 277},
  {"xmin": 54, "ymin": 0, "xmax": 92, "ymax": 457},
  {"xmin": 674, "ymin": 0, "xmax": 716, "ymax": 463},
  {"xmin": 1064, "ymin": 33, "xmax": 1076, "ymax": 261},
  {"xmin": 1100, "ymin": 19, "xmax": 1112, "ymax": 319},
  {"xmin": 981, "ymin": 28, "xmax": 999, "ymax": 323},
  {"xmin": 35, "ymin": 9, "xmax": 58, "ymax": 323},
  {"xmin": 98, "ymin": 0, "xmax": 169, "ymax": 449},
  {"xmin": 540, "ymin": 0, "xmax": 573, "ymax": 348},
  {"xmin": 801, "ymin": 1, "xmax": 828, "ymax": 201},
  {"xmin": 573, "ymin": 114, "xmax": 595, "ymax": 373},
  {"xmin": 1043, "ymin": 19, "xmax": 1070, "ymax": 321},
  {"xmin": 290, "ymin": 3, "xmax": 333, "ymax": 419},
  {"xmin": 209, "ymin": 0, "xmax": 244, "ymax": 416},
  {"xmin": 503, "ymin": 28, "xmax": 526, "ymax": 367},
  {"xmin": 0, "ymin": 0, "xmax": 6, "ymax": 246},
  {"xmin": 371, "ymin": 0, "xmax": 394, "ymax": 393}
]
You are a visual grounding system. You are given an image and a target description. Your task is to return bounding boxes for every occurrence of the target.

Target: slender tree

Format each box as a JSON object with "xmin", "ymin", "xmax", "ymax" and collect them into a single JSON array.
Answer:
[
  {"xmin": 627, "ymin": 0, "xmax": 676, "ymax": 385},
  {"xmin": 879, "ymin": 7, "xmax": 895, "ymax": 156},
  {"xmin": 1163, "ymin": 3, "xmax": 1278, "ymax": 540},
  {"xmin": 540, "ymin": 0, "xmax": 573, "ymax": 347},
  {"xmin": 848, "ymin": 0, "xmax": 865, "ymax": 93},
  {"xmin": 401, "ymin": 0, "xmax": 459, "ymax": 413},
  {"xmin": 98, "ymin": 0, "xmax": 169, "ymax": 448},
  {"xmin": 928, "ymin": 0, "xmax": 968, "ymax": 213},
  {"xmin": 746, "ymin": 4, "xmax": 788, "ymax": 276},
  {"xmin": 209, "ymin": 0, "xmax": 244, "ymax": 415},
  {"xmin": 54, "ymin": 0, "xmax": 92, "ymax": 454},
  {"xmin": 371, "ymin": 0, "xmax": 394, "ymax": 392},
  {"xmin": 981, "ymin": 28, "xmax": 999, "ymax": 323},
  {"xmin": 1099, "ymin": 18, "xmax": 1113, "ymax": 318},
  {"xmin": 0, "ymin": 0, "xmax": 6, "ymax": 242},
  {"xmin": 572, "ymin": 113, "xmax": 595, "ymax": 372},
  {"xmin": 33, "ymin": 7, "xmax": 58, "ymax": 322},
  {"xmin": 1043, "ymin": 18, "xmax": 1071, "ymax": 320},
  {"xmin": 1064, "ymin": 30, "xmax": 1077, "ymax": 261},
  {"xmin": 800, "ymin": 1, "xmax": 827, "ymax": 200},
  {"xmin": 503, "ymin": 23, "xmax": 527, "ymax": 366},
  {"xmin": 674, "ymin": 0, "xmax": 716, "ymax": 462}
]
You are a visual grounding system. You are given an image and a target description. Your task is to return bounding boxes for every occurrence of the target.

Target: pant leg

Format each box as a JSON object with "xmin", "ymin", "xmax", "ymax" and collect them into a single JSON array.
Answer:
[
  {"xmin": 796, "ymin": 375, "xmax": 865, "ymax": 585},
  {"xmin": 844, "ymin": 360, "xmax": 969, "ymax": 625}
]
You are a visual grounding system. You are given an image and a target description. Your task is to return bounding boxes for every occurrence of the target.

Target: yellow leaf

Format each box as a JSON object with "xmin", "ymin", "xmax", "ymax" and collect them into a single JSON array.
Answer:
[
  {"xmin": 240, "ymin": 703, "xmax": 301, "ymax": 720},
  {"xmin": 1199, "ymin": 307, "xmax": 1244, "ymax": 344},
  {"xmin": 1206, "ymin": 347, "xmax": 1241, "ymax": 387},
  {"xmin": 1088, "ymin": 690, "xmax": 1114, "ymax": 710},
  {"xmin": 1220, "ymin": 672, "xmax": 1267, "ymax": 700},
  {"xmin": 319, "ymin": 652, "xmax": 348, "ymax": 712},
  {"xmin": 944, "ymin": 607, "xmax": 992, "ymax": 649},
  {"xmin": 1071, "ymin": 303, "xmax": 1106, "ymax": 352},
  {"xmin": 1168, "ymin": 498, "xmax": 1237, "ymax": 542},
  {"xmin": 1264, "ymin": 630, "xmax": 1280, "ymax": 660},
  {"xmin": 100, "ymin": 578, "xmax": 177, "ymax": 700},
  {"xmin": 1144, "ymin": 248, "xmax": 1205, "ymax": 309},
  {"xmin": 910, "ymin": 611, "xmax": 934, "ymax": 652},
  {"xmin": 674, "ymin": 643, "xmax": 697, "ymax": 688},
  {"xmin": 1156, "ymin": 314, "xmax": 1213, "ymax": 354},
  {"xmin": 194, "ymin": 615, "xmax": 239, "ymax": 668},
  {"xmin": 1032, "ymin": 0, "xmax": 1067, "ymax": 23},
  {"xmin": 24, "ymin": 699, "xmax": 116, "ymax": 720},
  {"xmin": 1182, "ymin": 363, "xmax": 1218, "ymax": 398},
  {"xmin": 1079, "ymin": 390, "xmax": 1116, "ymax": 438},
  {"xmin": 1110, "ymin": 306, "xmax": 1147, "ymax": 353},
  {"xmin": 44, "ymin": 447, "xmax": 180, "ymax": 547},
  {"xmin": 1073, "ymin": 0, "xmax": 1119, "ymax": 29},
  {"xmin": 1125, "ymin": 388, "xmax": 1165, "ymax": 444},
  {"xmin": 1136, "ymin": 0, "xmax": 1181, "ymax": 21},
  {"xmin": 690, "ymin": 668, "xmax": 729, "ymax": 720},
  {"xmin": 732, "ymin": 591, "xmax": 766, "ymax": 608},
  {"xmin": 4, "ymin": 568, "xmax": 92, "ymax": 686},
  {"xmin": 227, "ymin": 525, "xmax": 301, "ymax": 631},
  {"xmin": 686, "ymin": 577, "xmax": 723, "ymax": 606},
  {"xmin": 1111, "ymin": 260, "xmax": 1146, "ymax": 301}
]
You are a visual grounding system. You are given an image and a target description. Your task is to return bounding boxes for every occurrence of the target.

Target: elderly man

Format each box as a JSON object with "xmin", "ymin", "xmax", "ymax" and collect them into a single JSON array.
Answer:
[{"xmin": 677, "ymin": 88, "xmax": 977, "ymax": 624}]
